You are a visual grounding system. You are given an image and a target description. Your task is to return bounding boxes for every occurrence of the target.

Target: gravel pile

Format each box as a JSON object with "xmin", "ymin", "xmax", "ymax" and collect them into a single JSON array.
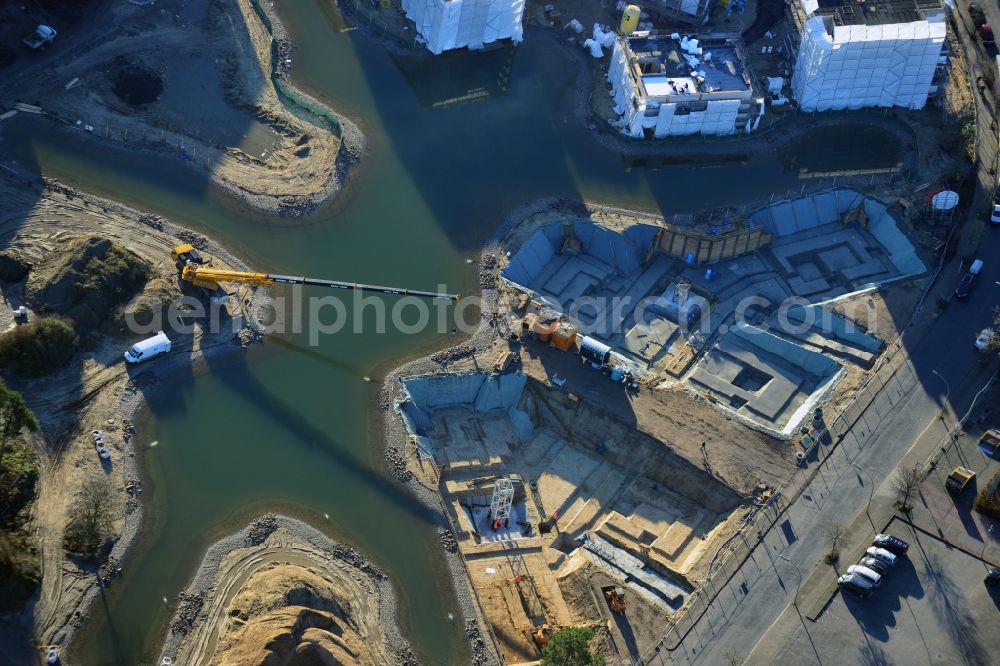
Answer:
[
  {"xmin": 437, "ymin": 528, "xmax": 458, "ymax": 553},
  {"xmin": 137, "ymin": 213, "xmax": 165, "ymax": 231},
  {"xmin": 175, "ymin": 229, "xmax": 209, "ymax": 250},
  {"xmin": 466, "ymin": 619, "xmax": 490, "ymax": 666},
  {"xmin": 478, "ymin": 252, "xmax": 498, "ymax": 289},
  {"xmin": 274, "ymin": 37, "xmax": 294, "ymax": 79},
  {"xmin": 98, "ymin": 556, "xmax": 121, "ymax": 586},
  {"xmin": 396, "ymin": 645, "xmax": 420, "ymax": 666},
  {"xmin": 169, "ymin": 591, "xmax": 204, "ymax": 636},
  {"xmin": 384, "ymin": 445, "xmax": 412, "ymax": 482},
  {"xmin": 243, "ymin": 513, "xmax": 279, "ymax": 547}
]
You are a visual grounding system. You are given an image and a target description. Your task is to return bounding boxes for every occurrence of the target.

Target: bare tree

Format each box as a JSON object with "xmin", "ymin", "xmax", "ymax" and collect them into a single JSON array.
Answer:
[
  {"xmin": 824, "ymin": 522, "xmax": 847, "ymax": 564},
  {"xmin": 725, "ymin": 648, "xmax": 742, "ymax": 666},
  {"xmin": 64, "ymin": 476, "xmax": 114, "ymax": 556},
  {"xmin": 892, "ymin": 468, "xmax": 921, "ymax": 513}
]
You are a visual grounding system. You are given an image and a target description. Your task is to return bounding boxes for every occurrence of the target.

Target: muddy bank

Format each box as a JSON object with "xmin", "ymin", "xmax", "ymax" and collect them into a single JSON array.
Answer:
[
  {"xmin": 0, "ymin": 167, "xmax": 270, "ymax": 659},
  {"xmin": 158, "ymin": 514, "xmax": 416, "ymax": 665},
  {"xmin": 5, "ymin": 0, "xmax": 363, "ymax": 216}
]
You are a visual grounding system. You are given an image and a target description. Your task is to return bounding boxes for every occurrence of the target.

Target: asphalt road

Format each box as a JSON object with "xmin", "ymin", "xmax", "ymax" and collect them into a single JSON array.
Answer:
[
  {"xmin": 747, "ymin": 521, "xmax": 1000, "ymax": 666},
  {"xmin": 648, "ymin": 8, "xmax": 1000, "ymax": 664}
]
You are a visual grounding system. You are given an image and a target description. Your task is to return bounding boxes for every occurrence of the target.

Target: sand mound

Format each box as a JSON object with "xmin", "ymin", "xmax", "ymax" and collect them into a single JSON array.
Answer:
[
  {"xmin": 25, "ymin": 236, "xmax": 150, "ymax": 331},
  {"xmin": 215, "ymin": 563, "xmax": 376, "ymax": 666}
]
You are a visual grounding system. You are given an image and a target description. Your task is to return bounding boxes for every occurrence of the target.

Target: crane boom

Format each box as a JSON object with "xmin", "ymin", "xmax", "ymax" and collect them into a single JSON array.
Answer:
[{"xmin": 179, "ymin": 263, "xmax": 460, "ymax": 302}]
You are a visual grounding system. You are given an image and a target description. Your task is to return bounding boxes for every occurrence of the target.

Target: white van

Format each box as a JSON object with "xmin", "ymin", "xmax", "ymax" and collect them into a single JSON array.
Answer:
[
  {"xmin": 848, "ymin": 564, "xmax": 882, "ymax": 587},
  {"xmin": 866, "ymin": 546, "xmax": 897, "ymax": 567},
  {"xmin": 124, "ymin": 331, "xmax": 171, "ymax": 364}
]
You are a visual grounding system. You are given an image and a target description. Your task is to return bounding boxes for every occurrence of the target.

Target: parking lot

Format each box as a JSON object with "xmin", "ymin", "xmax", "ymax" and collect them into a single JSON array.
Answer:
[{"xmin": 748, "ymin": 521, "xmax": 1000, "ymax": 665}]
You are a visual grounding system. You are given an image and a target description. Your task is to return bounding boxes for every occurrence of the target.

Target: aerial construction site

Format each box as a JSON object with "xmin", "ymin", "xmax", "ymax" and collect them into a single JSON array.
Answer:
[
  {"xmin": 2, "ymin": 0, "xmax": 999, "ymax": 664},
  {"xmin": 386, "ymin": 184, "xmax": 935, "ymax": 661}
]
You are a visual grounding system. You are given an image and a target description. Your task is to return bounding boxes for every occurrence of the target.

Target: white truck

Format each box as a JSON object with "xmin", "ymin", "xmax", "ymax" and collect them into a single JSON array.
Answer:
[
  {"xmin": 23, "ymin": 25, "xmax": 57, "ymax": 50},
  {"xmin": 124, "ymin": 331, "xmax": 171, "ymax": 364}
]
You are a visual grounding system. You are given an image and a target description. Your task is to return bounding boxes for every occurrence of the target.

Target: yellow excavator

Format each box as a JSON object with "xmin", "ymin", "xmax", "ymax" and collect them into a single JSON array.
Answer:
[{"xmin": 171, "ymin": 244, "xmax": 460, "ymax": 303}]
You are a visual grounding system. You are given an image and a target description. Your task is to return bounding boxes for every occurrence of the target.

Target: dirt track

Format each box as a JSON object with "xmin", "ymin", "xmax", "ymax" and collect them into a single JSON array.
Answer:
[
  {"xmin": 3, "ymin": 0, "xmax": 360, "ymax": 215},
  {"xmin": 160, "ymin": 516, "xmax": 407, "ymax": 666},
  {"xmin": 0, "ymin": 172, "xmax": 269, "ymax": 659}
]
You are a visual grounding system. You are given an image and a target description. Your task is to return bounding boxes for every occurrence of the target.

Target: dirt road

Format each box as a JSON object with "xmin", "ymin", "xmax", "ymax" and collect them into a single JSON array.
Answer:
[{"xmin": 0, "ymin": 171, "xmax": 268, "ymax": 657}]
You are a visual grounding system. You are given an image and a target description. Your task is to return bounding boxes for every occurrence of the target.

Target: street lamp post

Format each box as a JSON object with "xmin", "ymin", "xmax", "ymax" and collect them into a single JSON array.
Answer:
[
  {"xmin": 983, "ymin": 524, "xmax": 995, "ymax": 566},
  {"xmin": 852, "ymin": 462, "xmax": 876, "ymax": 530},
  {"xmin": 932, "ymin": 370, "xmax": 953, "ymax": 434},
  {"xmin": 779, "ymin": 554, "xmax": 802, "ymax": 606}
]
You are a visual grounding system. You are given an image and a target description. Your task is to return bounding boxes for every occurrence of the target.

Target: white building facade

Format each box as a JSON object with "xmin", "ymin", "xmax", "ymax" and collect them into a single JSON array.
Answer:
[
  {"xmin": 608, "ymin": 32, "xmax": 764, "ymax": 138},
  {"xmin": 402, "ymin": 0, "xmax": 525, "ymax": 55},
  {"xmin": 790, "ymin": 0, "xmax": 946, "ymax": 112}
]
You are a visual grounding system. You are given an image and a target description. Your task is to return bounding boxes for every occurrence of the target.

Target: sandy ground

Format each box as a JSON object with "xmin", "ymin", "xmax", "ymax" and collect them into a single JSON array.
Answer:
[
  {"xmin": 159, "ymin": 514, "xmax": 415, "ymax": 666},
  {"xmin": 0, "ymin": 170, "xmax": 270, "ymax": 661},
  {"xmin": 3, "ymin": 0, "xmax": 362, "ymax": 215},
  {"xmin": 375, "ymin": 197, "xmax": 797, "ymax": 666}
]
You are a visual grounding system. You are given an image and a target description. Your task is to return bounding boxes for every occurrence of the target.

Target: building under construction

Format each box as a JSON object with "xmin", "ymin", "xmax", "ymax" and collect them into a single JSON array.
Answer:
[
  {"xmin": 786, "ymin": 0, "xmax": 947, "ymax": 111},
  {"xmin": 401, "ymin": 0, "xmax": 525, "ymax": 54},
  {"xmin": 608, "ymin": 31, "xmax": 765, "ymax": 138}
]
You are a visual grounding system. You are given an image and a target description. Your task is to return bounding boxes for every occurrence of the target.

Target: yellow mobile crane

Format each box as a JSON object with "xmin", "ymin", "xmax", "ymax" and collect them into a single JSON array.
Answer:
[{"xmin": 171, "ymin": 244, "xmax": 460, "ymax": 303}]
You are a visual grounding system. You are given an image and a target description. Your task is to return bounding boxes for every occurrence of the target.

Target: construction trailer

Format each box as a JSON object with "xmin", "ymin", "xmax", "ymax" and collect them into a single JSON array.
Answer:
[
  {"xmin": 786, "ymin": 0, "xmax": 947, "ymax": 112},
  {"xmin": 401, "ymin": 0, "xmax": 525, "ymax": 55},
  {"xmin": 608, "ymin": 31, "xmax": 765, "ymax": 138}
]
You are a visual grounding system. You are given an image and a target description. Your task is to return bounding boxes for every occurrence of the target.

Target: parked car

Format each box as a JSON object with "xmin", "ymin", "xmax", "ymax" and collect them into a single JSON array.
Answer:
[
  {"xmin": 991, "ymin": 204, "xmax": 1000, "ymax": 224},
  {"xmin": 955, "ymin": 259, "xmax": 983, "ymax": 299},
  {"xmin": 866, "ymin": 546, "xmax": 898, "ymax": 567},
  {"xmin": 978, "ymin": 429, "xmax": 1000, "ymax": 459},
  {"xmin": 124, "ymin": 331, "xmax": 171, "ymax": 364},
  {"xmin": 873, "ymin": 534, "xmax": 909, "ymax": 555},
  {"xmin": 859, "ymin": 556, "xmax": 890, "ymax": 575},
  {"xmin": 838, "ymin": 573, "xmax": 873, "ymax": 598},
  {"xmin": 986, "ymin": 568, "xmax": 1000, "ymax": 586},
  {"xmin": 848, "ymin": 564, "xmax": 883, "ymax": 587}
]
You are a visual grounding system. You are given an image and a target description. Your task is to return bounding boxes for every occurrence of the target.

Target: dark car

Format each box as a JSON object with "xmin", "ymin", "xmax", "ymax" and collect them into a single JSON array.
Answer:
[
  {"xmin": 873, "ymin": 533, "xmax": 909, "ymax": 555},
  {"xmin": 986, "ymin": 568, "xmax": 1000, "ymax": 586},
  {"xmin": 955, "ymin": 273, "xmax": 975, "ymax": 299},
  {"xmin": 859, "ymin": 556, "xmax": 890, "ymax": 575}
]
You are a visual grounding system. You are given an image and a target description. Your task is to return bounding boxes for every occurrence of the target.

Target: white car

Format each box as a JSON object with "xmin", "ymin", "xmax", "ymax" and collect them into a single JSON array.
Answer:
[
  {"xmin": 848, "ymin": 564, "xmax": 883, "ymax": 587},
  {"xmin": 992, "ymin": 205, "xmax": 1000, "ymax": 224},
  {"xmin": 976, "ymin": 328, "xmax": 995, "ymax": 351}
]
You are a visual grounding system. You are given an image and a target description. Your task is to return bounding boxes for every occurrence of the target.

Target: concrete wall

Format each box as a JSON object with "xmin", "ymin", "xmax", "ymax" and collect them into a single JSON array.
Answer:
[
  {"xmin": 732, "ymin": 322, "xmax": 840, "ymax": 378},
  {"xmin": 784, "ymin": 304, "xmax": 882, "ymax": 353},
  {"xmin": 747, "ymin": 188, "xmax": 925, "ymax": 277},
  {"xmin": 501, "ymin": 222, "xmax": 659, "ymax": 288},
  {"xmin": 400, "ymin": 372, "xmax": 527, "ymax": 413}
]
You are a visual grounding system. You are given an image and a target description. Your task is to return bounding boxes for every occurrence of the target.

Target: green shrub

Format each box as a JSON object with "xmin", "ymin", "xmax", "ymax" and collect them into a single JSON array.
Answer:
[
  {"xmin": 542, "ymin": 626, "xmax": 605, "ymax": 666},
  {"xmin": 0, "ymin": 437, "xmax": 37, "ymax": 515},
  {"xmin": 0, "ymin": 317, "xmax": 79, "ymax": 378}
]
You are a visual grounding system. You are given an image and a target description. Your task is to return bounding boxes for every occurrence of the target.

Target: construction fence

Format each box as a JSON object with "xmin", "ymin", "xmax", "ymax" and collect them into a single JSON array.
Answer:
[
  {"xmin": 654, "ymin": 225, "xmax": 772, "ymax": 265},
  {"xmin": 246, "ymin": 0, "xmax": 345, "ymax": 143}
]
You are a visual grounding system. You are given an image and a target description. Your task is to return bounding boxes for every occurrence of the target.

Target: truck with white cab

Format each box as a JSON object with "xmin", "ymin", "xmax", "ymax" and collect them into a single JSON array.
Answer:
[
  {"xmin": 124, "ymin": 331, "xmax": 171, "ymax": 364},
  {"xmin": 23, "ymin": 25, "xmax": 57, "ymax": 50}
]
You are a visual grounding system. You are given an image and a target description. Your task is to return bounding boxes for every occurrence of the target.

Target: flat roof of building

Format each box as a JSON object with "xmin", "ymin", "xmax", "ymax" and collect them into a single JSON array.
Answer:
[
  {"xmin": 625, "ymin": 33, "xmax": 750, "ymax": 97},
  {"xmin": 811, "ymin": 0, "xmax": 942, "ymax": 28}
]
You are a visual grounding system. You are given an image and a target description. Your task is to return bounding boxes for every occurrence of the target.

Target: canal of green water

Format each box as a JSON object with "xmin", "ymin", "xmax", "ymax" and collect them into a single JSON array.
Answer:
[{"xmin": 0, "ymin": 1, "xmax": 904, "ymax": 664}]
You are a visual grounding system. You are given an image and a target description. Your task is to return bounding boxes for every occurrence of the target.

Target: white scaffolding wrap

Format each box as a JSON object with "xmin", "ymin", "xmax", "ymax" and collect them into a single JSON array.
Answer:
[
  {"xmin": 791, "ymin": 14, "xmax": 946, "ymax": 112},
  {"xmin": 403, "ymin": 0, "xmax": 525, "ymax": 55}
]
